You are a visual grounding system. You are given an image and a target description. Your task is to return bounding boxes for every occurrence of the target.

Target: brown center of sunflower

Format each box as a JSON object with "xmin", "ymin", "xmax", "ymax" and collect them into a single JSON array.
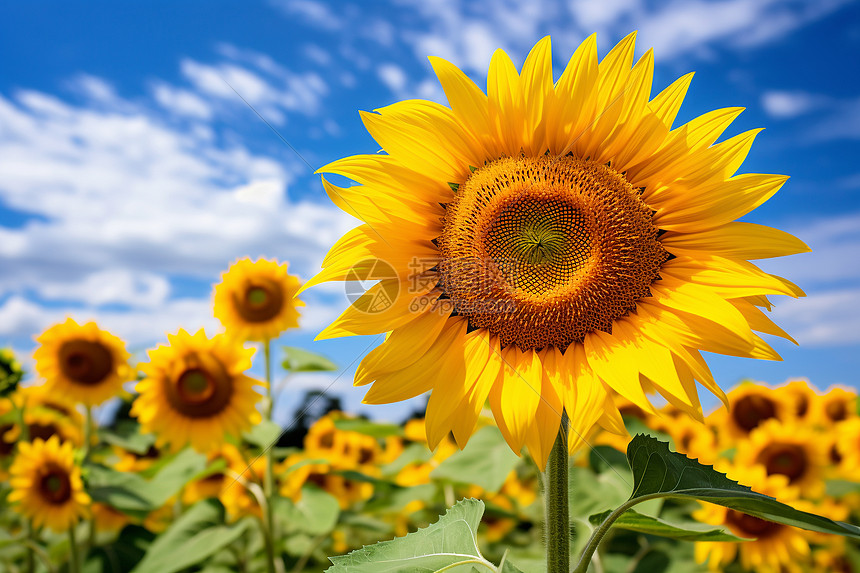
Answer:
[
  {"xmin": 758, "ymin": 443, "xmax": 808, "ymax": 482},
  {"xmin": 731, "ymin": 395, "xmax": 776, "ymax": 432},
  {"xmin": 725, "ymin": 510, "xmax": 781, "ymax": 539},
  {"xmin": 28, "ymin": 423, "xmax": 61, "ymax": 442},
  {"xmin": 39, "ymin": 465, "xmax": 72, "ymax": 504},
  {"xmin": 164, "ymin": 353, "xmax": 234, "ymax": 418},
  {"xmin": 826, "ymin": 400, "xmax": 848, "ymax": 422},
  {"xmin": 58, "ymin": 339, "xmax": 114, "ymax": 385},
  {"xmin": 232, "ymin": 279, "xmax": 284, "ymax": 322},
  {"xmin": 0, "ymin": 424, "xmax": 13, "ymax": 456},
  {"xmin": 439, "ymin": 155, "xmax": 667, "ymax": 350}
]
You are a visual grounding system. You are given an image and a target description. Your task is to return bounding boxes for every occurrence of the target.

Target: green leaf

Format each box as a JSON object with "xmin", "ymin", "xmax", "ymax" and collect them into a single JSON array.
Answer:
[
  {"xmin": 98, "ymin": 420, "xmax": 156, "ymax": 455},
  {"xmin": 278, "ymin": 485, "xmax": 341, "ymax": 536},
  {"xmin": 131, "ymin": 500, "xmax": 250, "ymax": 573},
  {"xmin": 588, "ymin": 509, "xmax": 747, "ymax": 542},
  {"xmin": 281, "ymin": 346, "xmax": 337, "ymax": 372},
  {"xmin": 431, "ymin": 426, "xmax": 520, "ymax": 492},
  {"xmin": 625, "ymin": 434, "xmax": 860, "ymax": 538},
  {"xmin": 242, "ymin": 419, "xmax": 282, "ymax": 449},
  {"xmin": 86, "ymin": 449, "xmax": 206, "ymax": 518},
  {"xmin": 334, "ymin": 418, "xmax": 403, "ymax": 438},
  {"xmin": 326, "ymin": 498, "xmax": 522, "ymax": 572}
]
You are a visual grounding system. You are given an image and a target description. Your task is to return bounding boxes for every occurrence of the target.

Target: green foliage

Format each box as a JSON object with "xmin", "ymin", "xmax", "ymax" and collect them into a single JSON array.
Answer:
[
  {"xmin": 281, "ymin": 346, "xmax": 337, "ymax": 372},
  {"xmin": 431, "ymin": 426, "xmax": 521, "ymax": 492},
  {"xmin": 130, "ymin": 500, "xmax": 251, "ymax": 573},
  {"xmin": 87, "ymin": 449, "xmax": 206, "ymax": 518},
  {"xmin": 588, "ymin": 509, "xmax": 746, "ymax": 542},
  {"xmin": 624, "ymin": 434, "xmax": 860, "ymax": 538},
  {"xmin": 326, "ymin": 498, "xmax": 524, "ymax": 573},
  {"xmin": 98, "ymin": 420, "xmax": 156, "ymax": 454},
  {"xmin": 0, "ymin": 348, "xmax": 23, "ymax": 397},
  {"xmin": 277, "ymin": 486, "xmax": 341, "ymax": 536},
  {"xmin": 334, "ymin": 418, "xmax": 403, "ymax": 438}
]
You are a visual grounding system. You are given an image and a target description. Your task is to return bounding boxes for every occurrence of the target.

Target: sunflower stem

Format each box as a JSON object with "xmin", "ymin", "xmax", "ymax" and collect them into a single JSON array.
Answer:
[
  {"xmin": 545, "ymin": 417, "xmax": 569, "ymax": 573},
  {"xmin": 67, "ymin": 525, "xmax": 81, "ymax": 573},
  {"xmin": 24, "ymin": 520, "xmax": 35, "ymax": 573},
  {"xmin": 82, "ymin": 405, "xmax": 93, "ymax": 463},
  {"xmin": 262, "ymin": 338, "xmax": 278, "ymax": 573}
]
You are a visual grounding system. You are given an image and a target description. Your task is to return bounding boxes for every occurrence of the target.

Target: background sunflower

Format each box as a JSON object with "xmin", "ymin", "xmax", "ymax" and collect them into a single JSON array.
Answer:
[{"xmin": 130, "ymin": 329, "xmax": 263, "ymax": 451}]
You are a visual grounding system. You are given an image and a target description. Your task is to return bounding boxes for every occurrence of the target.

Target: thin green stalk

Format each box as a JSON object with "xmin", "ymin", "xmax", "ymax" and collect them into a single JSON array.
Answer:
[
  {"xmin": 572, "ymin": 493, "xmax": 664, "ymax": 573},
  {"xmin": 67, "ymin": 525, "xmax": 80, "ymax": 573},
  {"xmin": 545, "ymin": 417, "xmax": 569, "ymax": 573},
  {"xmin": 82, "ymin": 405, "xmax": 93, "ymax": 463},
  {"xmin": 24, "ymin": 521, "xmax": 35, "ymax": 573},
  {"xmin": 262, "ymin": 339, "xmax": 278, "ymax": 573}
]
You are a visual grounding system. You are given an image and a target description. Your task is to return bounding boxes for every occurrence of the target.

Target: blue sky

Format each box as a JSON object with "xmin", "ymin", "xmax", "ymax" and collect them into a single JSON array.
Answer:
[{"xmin": 2, "ymin": 0, "xmax": 860, "ymax": 425}]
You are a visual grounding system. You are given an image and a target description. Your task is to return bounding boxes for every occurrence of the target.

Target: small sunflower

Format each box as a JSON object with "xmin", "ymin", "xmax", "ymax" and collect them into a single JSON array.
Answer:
[
  {"xmin": 707, "ymin": 381, "xmax": 795, "ymax": 447},
  {"xmin": 734, "ymin": 418, "xmax": 827, "ymax": 498},
  {"xmin": 8, "ymin": 436, "xmax": 90, "ymax": 532},
  {"xmin": 33, "ymin": 318, "xmax": 131, "ymax": 406},
  {"xmin": 833, "ymin": 418, "xmax": 860, "ymax": 480},
  {"xmin": 778, "ymin": 379, "xmax": 820, "ymax": 422},
  {"xmin": 183, "ymin": 444, "xmax": 247, "ymax": 509},
  {"xmin": 306, "ymin": 33, "xmax": 806, "ymax": 468},
  {"xmin": 694, "ymin": 463, "xmax": 810, "ymax": 573},
  {"xmin": 816, "ymin": 386, "xmax": 856, "ymax": 425},
  {"xmin": 15, "ymin": 384, "xmax": 84, "ymax": 427},
  {"xmin": 131, "ymin": 329, "xmax": 263, "ymax": 452},
  {"xmin": 91, "ymin": 502, "xmax": 132, "ymax": 534},
  {"xmin": 214, "ymin": 258, "xmax": 304, "ymax": 341}
]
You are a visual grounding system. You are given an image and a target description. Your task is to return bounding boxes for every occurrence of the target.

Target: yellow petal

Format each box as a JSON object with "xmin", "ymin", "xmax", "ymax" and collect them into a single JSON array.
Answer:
[
  {"xmin": 647, "ymin": 72, "xmax": 694, "ymax": 128},
  {"xmin": 662, "ymin": 222, "xmax": 809, "ymax": 260},
  {"xmin": 519, "ymin": 35, "xmax": 554, "ymax": 154},
  {"xmin": 523, "ymin": 348, "xmax": 564, "ymax": 469},
  {"xmin": 548, "ymin": 33, "xmax": 598, "ymax": 155},
  {"xmin": 487, "ymin": 48, "xmax": 523, "ymax": 155}
]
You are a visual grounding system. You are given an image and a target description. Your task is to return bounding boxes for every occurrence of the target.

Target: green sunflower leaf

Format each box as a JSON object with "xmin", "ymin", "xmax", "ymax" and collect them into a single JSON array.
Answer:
[
  {"xmin": 325, "ymin": 498, "xmax": 524, "ymax": 573},
  {"xmin": 431, "ymin": 425, "xmax": 521, "ymax": 492},
  {"xmin": 588, "ymin": 508, "xmax": 747, "ymax": 542},
  {"xmin": 131, "ymin": 500, "xmax": 251, "ymax": 573},
  {"xmin": 281, "ymin": 346, "xmax": 337, "ymax": 372},
  {"xmin": 623, "ymin": 434, "xmax": 860, "ymax": 538}
]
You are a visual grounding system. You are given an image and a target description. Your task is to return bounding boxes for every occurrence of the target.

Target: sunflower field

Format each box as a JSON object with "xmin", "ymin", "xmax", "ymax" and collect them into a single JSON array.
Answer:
[{"xmin": 2, "ymin": 31, "xmax": 860, "ymax": 573}]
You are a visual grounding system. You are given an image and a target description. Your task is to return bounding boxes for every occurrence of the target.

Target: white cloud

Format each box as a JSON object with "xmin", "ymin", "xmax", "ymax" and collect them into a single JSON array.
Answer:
[
  {"xmin": 178, "ymin": 53, "xmax": 329, "ymax": 125},
  {"xmin": 0, "ymin": 70, "xmax": 355, "ymax": 348},
  {"xmin": 377, "ymin": 63, "xmax": 407, "ymax": 93},
  {"xmin": 152, "ymin": 83, "xmax": 213, "ymax": 119},
  {"xmin": 761, "ymin": 90, "xmax": 824, "ymax": 118},
  {"xmin": 268, "ymin": 0, "xmax": 342, "ymax": 30},
  {"xmin": 770, "ymin": 289, "xmax": 860, "ymax": 346},
  {"xmin": 36, "ymin": 270, "xmax": 171, "ymax": 308}
]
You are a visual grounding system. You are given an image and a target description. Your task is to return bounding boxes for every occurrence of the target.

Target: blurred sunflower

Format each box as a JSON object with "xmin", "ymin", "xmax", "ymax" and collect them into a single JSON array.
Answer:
[
  {"xmin": 91, "ymin": 502, "xmax": 132, "ymax": 534},
  {"xmin": 1, "ymin": 407, "xmax": 83, "ymax": 448},
  {"xmin": 707, "ymin": 381, "xmax": 795, "ymax": 447},
  {"xmin": 816, "ymin": 386, "xmax": 856, "ymax": 425},
  {"xmin": 306, "ymin": 33, "xmax": 806, "ymax": 467},
  {"xmin": 33, "ymin": 318, "xmax": 131, "ymax": 406},
  {"xmin": 778, "ymin": 379, "xmax": 820, "ymax": 421},
  {"xmin": 214, "ymin": 258, "xmax": 303, "ymax": 341},
  {"xmin": 183, "ymin": 443, "xmax": 247, "ymax": 508},
  {"xmin": 14, "ymin": 384, "xmax": 84, "ymax": 426},
  {"xmin": 131, "ymin": 329, "xmax": 263, "ymax": 452},
  {"xmin": 734, "ymin": 419, "xmax": 827, "ymax": 498},
  {"xmin": 694, "ymin": 464, "xmax": 810, "ymax": 573},
  {"xmin": 8, "ymin": 436, "xmax": 90, "ymax": 532}
]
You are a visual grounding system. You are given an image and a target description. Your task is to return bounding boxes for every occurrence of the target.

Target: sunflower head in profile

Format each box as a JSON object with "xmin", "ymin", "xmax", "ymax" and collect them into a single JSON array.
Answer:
[
  {"xmin": 130, "ymin": 329, "xmax": 263, "ymax": 452},
  {"xmin": 33, "ymin": 318, "xmax": 131, "ymax": 407},
  {"xmin": 214, "ymin": 258, "xmax": 304, "ymax": 342},
  {"xmin": 8, "ymin": 436, "xmax": 90, "ymax": 532},
  {"xmin": 694, "ymin": 463, "xmax": 810, "ymax": 573},
  {"xmin": 305, "ymin": 33, "xmax": 807, "ymax": 468}
]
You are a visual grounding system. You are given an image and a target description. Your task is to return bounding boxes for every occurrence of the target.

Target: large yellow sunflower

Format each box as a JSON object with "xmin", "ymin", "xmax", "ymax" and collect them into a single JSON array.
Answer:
[
  {"xmin": 8, "ymin": 436, "xmax": 90, "ymax": 532},
  {"xmin": 214, "ymin": 258, "xmax": 304, "ymax": 341},
  {"xmin": 131, "ymin": 329, "xmax": 263, "ymax": 452},
  {"xmin": 305, "ymin": 33, "xmax": 806, "ymax": 467},
  {"xmin": 33, "ymin": 318, "xmax": 131, "ymax": 406}
]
